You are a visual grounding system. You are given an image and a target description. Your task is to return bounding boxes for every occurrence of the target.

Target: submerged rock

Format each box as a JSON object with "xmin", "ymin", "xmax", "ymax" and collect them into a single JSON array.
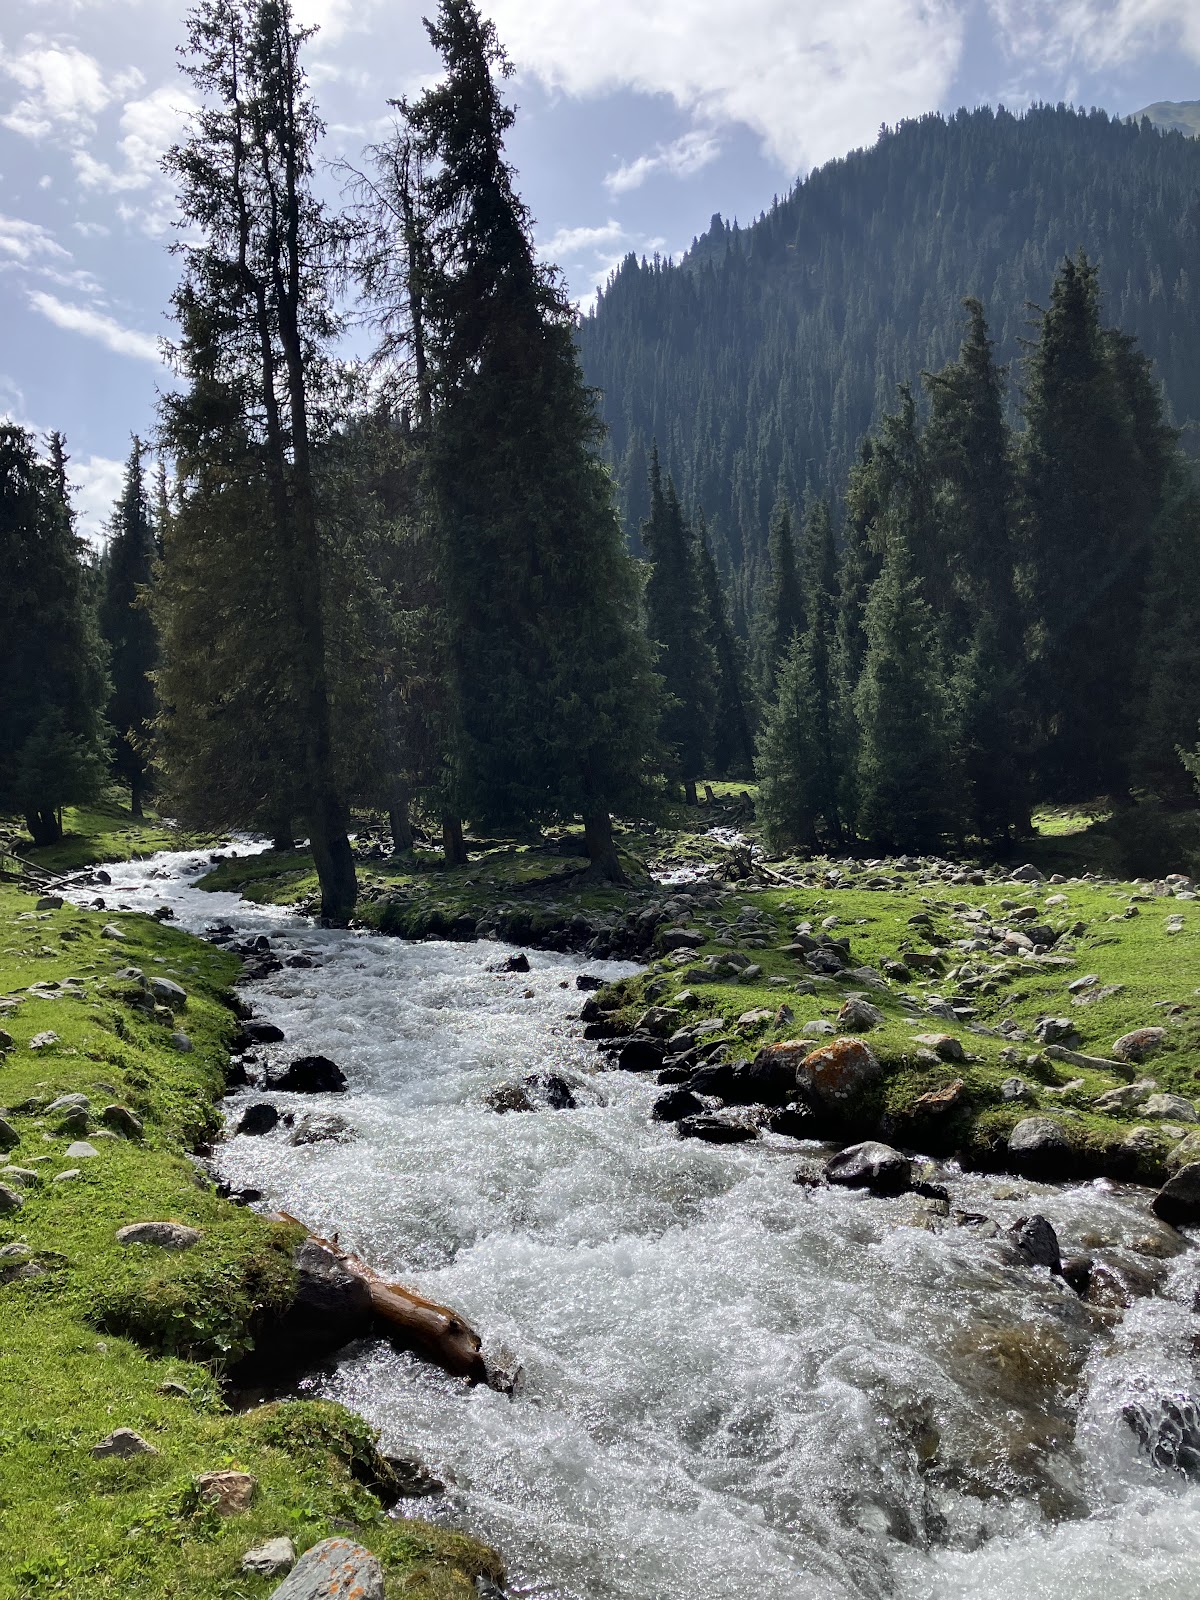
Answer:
[
  {"xmin": 1007, "ymin": 1214, "xmax": 1061, "ymax": 1273},
  {"xmin": 270, "ymin": 1055, "xmax": 347, "ymax": 1094},
  {"xmin": 237, "ymin": 1102, "xmax": 280, "ymax": 1137},
  {"xmin": 290, "ymin": 1112, "xmax": 356, "ymax": 1145},
  {"xmin": 1123, "ymin": 1392, "xmax": 1200, "ymax": 1479},
  {"xmin": 677, "ymin": 1113, "xmax": 758, "ymax": 1144}
]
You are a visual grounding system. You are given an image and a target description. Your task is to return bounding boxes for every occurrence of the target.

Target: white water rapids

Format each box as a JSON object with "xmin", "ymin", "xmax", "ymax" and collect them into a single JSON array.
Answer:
[{"xmin": 66, "ymin": 849, "xmax": 1200, "ymax": 1600}]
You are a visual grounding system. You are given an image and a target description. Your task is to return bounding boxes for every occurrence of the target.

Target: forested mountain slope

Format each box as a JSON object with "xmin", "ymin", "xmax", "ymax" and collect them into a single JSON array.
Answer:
[{"xmin": 578, "ymin": 104, "xmax": 1200, "ymax": 581}]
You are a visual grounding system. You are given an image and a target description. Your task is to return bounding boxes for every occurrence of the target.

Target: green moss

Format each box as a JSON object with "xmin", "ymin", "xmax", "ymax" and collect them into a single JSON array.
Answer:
[
  {"xmin": 0, "ymin": 883, "xmax": 500, "ymax": 1598},
  {"xmin": 3, "ymin": 791, "xmax": 213, "ymax": 873}
]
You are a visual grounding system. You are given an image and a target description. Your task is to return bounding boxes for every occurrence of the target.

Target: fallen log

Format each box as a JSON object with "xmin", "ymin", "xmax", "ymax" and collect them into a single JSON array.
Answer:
[{"xmin": 283, "ymin": 1218, "xmax": 488, "ymax": 1385}]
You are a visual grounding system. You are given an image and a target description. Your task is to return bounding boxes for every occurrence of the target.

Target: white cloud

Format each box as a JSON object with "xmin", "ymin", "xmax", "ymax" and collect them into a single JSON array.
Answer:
[
  {"xmin": 27, "ymin": 289, "xmax": 161, "ymax": 363},
  {"xmin": 489, "ymin": 0, "xmax": 966, "ymax": 175},
  {"xmin": 74, "ymin": 82, "xmax": 193, "ymax": 193},
  {"xmin": 0, "ymin": 211, "xmax": 68, "ymax": 263},
  {"xmin": 72, "ymin": 451, "xmax": 127, "ymax": 547},
  {"xmin": 988, "ymin": 0, "xmax": 1200, "ymax": 71},
  {"xmin": 0, "ymin": 40, "xmax": 114, "ymax": 139},
  {"xmin": 605, "ymin": 128, "xmax": 722, "ymax": 194},
  {"xmin": 541, "ymin": 218, "xmax": 628, "ymax": 259}
]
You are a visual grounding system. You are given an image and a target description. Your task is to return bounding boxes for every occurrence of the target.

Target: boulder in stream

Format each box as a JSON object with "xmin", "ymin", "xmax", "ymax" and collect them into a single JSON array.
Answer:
[
  {"xmin": 237, "ymin": 1102, "xmax": 280, "ymax": 1137},
  {"xmin": 270, "ymin": 1055, "xmax": 347, "ymax": 1094},
  {"xmin": 824, "ymin": 1141, "xmax": 912, "ymax": 1196},
  {"xmin": 1152, "ymin": 1162, "xmax": 1200, "ymax": 1227},
  {"xmin": 677, "ymin": 1113, "xmax": 758, "ymax": 1144},
  {"xmin": 1122, "ymin": 1392, "xmax": 1200, "ymax": 1479},
  {"xmin": 1007, "ymin": 1214, "xmax": 1061, "ymax": 1272}
]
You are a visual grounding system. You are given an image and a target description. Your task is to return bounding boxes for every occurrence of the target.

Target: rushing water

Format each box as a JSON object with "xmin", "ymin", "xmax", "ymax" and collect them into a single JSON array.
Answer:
[{"xmin": 65, "ymin": 849, "xmax": 1200, "ymax": 1600}]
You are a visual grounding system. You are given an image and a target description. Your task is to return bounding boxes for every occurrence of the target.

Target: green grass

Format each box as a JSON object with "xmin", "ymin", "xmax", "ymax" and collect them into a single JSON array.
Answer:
[
  {"xmin": 0, "ymin": 884, "xmax": 500, "ymax": 1598},
  {"xmin": 2, "ymin": 792, "xmax": 212, "ymax": 875}
]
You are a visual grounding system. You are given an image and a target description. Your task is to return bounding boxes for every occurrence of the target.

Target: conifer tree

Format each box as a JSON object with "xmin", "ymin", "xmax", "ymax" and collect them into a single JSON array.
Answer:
[
  {"xmin": 854, "ymin": 534, "xmax": 956, "ymax": 852},
  {"xmin": 1020, "ymin": 253, "xmax": 1170, "ymax": 800},
  {"xmin": 100, "ymin": 439, "xmax": 158, "ymax": 817},
  {"xmin": 159, "ymin": 0, "xmax": 356, "ymax": 919},
  {"xmin": 1133, "ymin": 463, "xmax": 1200, "ymax": 800},
  {"xmin": 760, "ymin": 493, "xmax": 804, "ymax": 694},
  {"xmin": 0, "ymin": 425, "xmax": 108, "ymax": 845},
  {"xmin": 397, "ymin": 0, "xmax": 661, "ymax": 876},
  {"xmin": 697, "ymin": 524, "xmax": 754, "ymax": 776},
  {"xmin": 642, "ymin": 450, "xmax": 716, "ymax": 803}
]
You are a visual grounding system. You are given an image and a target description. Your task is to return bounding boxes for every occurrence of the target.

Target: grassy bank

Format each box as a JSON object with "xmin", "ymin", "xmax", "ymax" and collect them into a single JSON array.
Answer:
[
  {"xmin": 1, "ymin": 792, "xmax": 211, "ymax": 875},
  {"xmin": 0, "ymin": 882, "xmax": 500, "ymax": 1598}
]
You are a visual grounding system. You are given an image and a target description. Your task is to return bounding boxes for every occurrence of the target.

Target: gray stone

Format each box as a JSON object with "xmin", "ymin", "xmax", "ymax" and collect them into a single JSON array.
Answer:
[
  {"xmin": 290, "ymin": 1113, "xmax": 356, "ymax": 1146},
  {"xmin": 52, "ymin": 1168, "xmax": 80, "ymax": 1183},
  {"xmin": 268, "ymin": 1538, "xmax": 384, "ymax": 1600},
  {"xmin": 91, "ymin": 1428, "xmax": 158, "ymax": 1459},
  {"xmin": 35, "ymin": 895, "xmax": 63, "ymax": 910},
  {"xmin": 1010, "ymin": 863, "xmax": 1045, "ymax": 883},
  {"xmin": 801, "ymin": 1019, "xmax": 835, "ymax": 1037},
  {"xmin": 1141, "ymin": 1094, "xmax": 1198, "ymax": 1123},
  {"xmin": 170, "ymin": 1031, "xmax": 194, "ymax": 1053},
  {"xmin": 911, "ymin": 1032, "xmax": 966, "ymax": 1062},
  {"xmin": 1007, "ymin": 1117, "xmax": 1073, "ymax": 1174},
  {"xmin": 1008, "ymin": 1214, "xmax": 1061, "ymax": 1272},
  {"xmin": 0, "ymin": 1117, "xmax": 18, "ymax": 1152},
  {"xmin": 101, "ymin": 1105, "xmax": 144, "ymax": 1139},
  {"xmin": 149, "ymin": 977, "xmax": 187, "ymax": 1010},
  {"xmin": 100, "ymin": 924, "xmax": 128, "ymax": 941},
  {"xmin": 1153, "ymin": 1163, "xmax": 1200, "ymax": 1227},
  {"xmin": 116, "ymin": 1222, "xmax": 203, "ymax": 1250},
  {"xmin": 824, "ymin": 1140, "xmax": 912, "ymax": 1196},
  {"xmin": 0, "ymin": 1183, "xmax": 24, "ymax": 1214},
  {"xmin": 1114, "ymin": 1027, "xmax": 1168, "ymax": 1063},
  {"xmin": 29, "ymin": 1031, "xmax": 59, "ymax": 1050},
  {"xmin": 45, "ymin": 1093, "xmax": 89, "ymax": 1115},
  {"xmin": 1034, "ymin": 1017, "xmax": 1079, "ymax": 1047},
  {"xmin": 1093, "ymin": 1079, "xmax": 1157, "ymax": 1114},
  {"xmin": 242, "ymin": 1537, "xmax": 297, "ymax": 1577},
  {"xmin": 0, "ymin": 1167, "xmax": 41, "ymax": 1188},
  {"xmin": 661, "ymin": 928, "xmax": 706, "ymax": 950},
  {"xmin": 837, "ymin": 997, "xmax": 885, "ymax": 1032},
  {"xmin": 65, "ymin": 1141, "xmax": 99, "ymax": 1159}
]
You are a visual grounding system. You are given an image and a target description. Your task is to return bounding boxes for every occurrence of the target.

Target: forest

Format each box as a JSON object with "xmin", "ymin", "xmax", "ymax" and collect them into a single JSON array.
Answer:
[{"xmin": 2, "ymin": 0, "xmax": 1200, "ymax": 924}]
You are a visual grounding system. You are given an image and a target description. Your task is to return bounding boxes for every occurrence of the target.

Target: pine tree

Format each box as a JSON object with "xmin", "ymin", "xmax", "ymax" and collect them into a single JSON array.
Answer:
[
  {"xmin": 99, "ymin": 439, "xmax": 158, "ymax": 817},
  {"xmin": 1020, "ymin": 253, "xmax": 1171, "ymax": 800},
  {"xmin": 759, "ymin": 493, "xmax": 804, "ymax": 694},
  {"xmin": 755, "ymin": 635, "xmax": 813, "ymax": 851},
  {"xmin": 641, "ymin": 450, "xmax": 716, "ymax": 803},
  {"xmin": 1133, "ymin": 462, "xmax": 1200, "ymax": 800},
  {"xmin": 697, "ymin": 523, "xmax": 754, "ymax": 776},
  {"xmin": 398, "ymin": 0, "xmax": 661, "ymax": 876},
  {"xmin": 0, "ymin": 425, "xmax": 108, "ymax": 845},
  {"xmin": 159, "ymin": 0, "xmax": 356, "ymax": 920},
  {"xmin": 854, "ymin": 534, "xmax": 956, "ymax": 852}
]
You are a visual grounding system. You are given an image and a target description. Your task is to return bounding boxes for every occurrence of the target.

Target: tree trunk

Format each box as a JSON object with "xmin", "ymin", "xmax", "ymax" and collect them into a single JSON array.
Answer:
[
  {"xmin": 389, "ymin": 788, "xmax": 414, "ymax": 853},
  {"xmin": 684, "ymin": 777, "xmax": 698, "ymax": 807},
  {"xmin": 584, "ymin": 809, "xmax": 625, "ymax": 884},
  {"xmin": 441, "ymin": 814, "xmax": 468, "ymax": 867},
  {"xmin": 271, "ymin": 817, "xmax": 294, "ymax": 853},
  {"xmin": 130, "ymin": 775, "xmax": 145, "ymax": 820},
  {"xmin": 24, "ymin": 809, "xmax": 62, "ymax": 847},
  {"xmin": 308, "ymin": 798, "xmax": 357, "ymax": 924}
]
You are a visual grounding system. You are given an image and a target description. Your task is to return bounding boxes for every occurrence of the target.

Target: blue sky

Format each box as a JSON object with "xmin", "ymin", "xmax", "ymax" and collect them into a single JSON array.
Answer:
[{"xmin": 1, "ymin": 0, "xmax": 1198, "ymax": 540}]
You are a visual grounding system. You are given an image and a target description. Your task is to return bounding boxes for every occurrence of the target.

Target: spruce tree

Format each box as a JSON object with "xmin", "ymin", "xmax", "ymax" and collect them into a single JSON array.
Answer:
[
  {"xmin": 854, "ymin": 534, "xmax": 956, "ymax": 852},
  {"xmin": 397, "ymin": 0, "xmax": 661, "ymax": 876},
  {"xmin": 641, "ymin": 451, "xmax": 716, "ymax": 803},
  {"xmin": 697, "ymin": 524, "xmax": 754, "ymax": 776},
  {"xmin": 760, "ymin": 493, "xmax": 804, "ymax": 694},
  {"xmin": 1133, "ymin": 463, "xmax": 1200, "ymax": 800},
  {"xmin": 0, "ymin": 425, "xmax": 108, "ymax": 845},
  {"xmin": 160, "ymin": 0, "xmax": 355, "ymax": 919},
  {"xmin": 100, "ymin": 439, "xmax": 158, "ymax": 817}
]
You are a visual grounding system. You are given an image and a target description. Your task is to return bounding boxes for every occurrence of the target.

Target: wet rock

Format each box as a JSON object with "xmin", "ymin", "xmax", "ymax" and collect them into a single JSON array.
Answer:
[
  {"xmin": 269, "ymin": 1538, "xmax": 384, "ymax": 1600},
  {"xmin": 767, "ymin": 1102, "xmax": 815, "ymax": 1139},
  {"xmin": 270, "ymin": 1055, "xmax": 347, "ymax": 1094},
  {"xmin": 652, "ymin": 1088, "xmax": 705, "ymax": 1123},
  {"xmin": 383, "ymin": 1454, "xmax": 445, "ymax": 1498},
  {"xmin": 91, "ymin": 1428, "xmax": 157, "ymax": 1459},
  {"xmin": 1123, "ymin": 1393, "xmax": 1200, "ymax": 1479},
  {"xmin": 524, "ymin": 1073, "xmax": 578, "ymax": 1110},
  {"xmin": 1141, "ymin": 1093, "xmax": 1198, "ymax": 1123},
  {"xmin": 617, "ymin": 1037, "xmax": 666, "ymax": 1073},
  {"xmin": 677, "ymin": 1113, "xmax": 758, "ymax": 1144},
  {"xmin": 246, "ymin": 1241, "xmax": 373, "ymax": 1375},
  {"xmin": 1007, "ymin": 1214, "xmax": 1061, "ymax": 1272},
  {"xmin": 684, "ymin": 1058, "xmax": 742, "ymax": 1099},
  {"xmin": 500, "ymin": 952, "xmax": 531, "ymax": 973},
  {"xmin": 911, "ymin": 1033, "xmax": 966, "ymax": 1063},
  {"xmin": 575, "ymin": 973, "xmax": 604, "ymax": 991},
  {"xmin": 1007, "ymin": 1117, "xmax": 1073, "ymax": 1176},
  {"xmin": 100, "ymin": 1105, "xmax": 143, "ymax": 1139},
  {"xmin": 1152, "ymin": 1163, "xmax": 1200, "ymax": 1227},
  {"xmin": 740, "ymin": 1050, "xmax": 809, "ymax": 1106},
  {"xmin": 116, "ymin": 1222, "xmax": 203, "ymax": 1251},
  {"xmin": 290, "ymin": 1112, "xmax": 356, "ymax": 1145},
  {"xmin": 235, "ymin": 1021, "xmax": 286, "ymax": 1048},
  {"xmin": 197, "ymin": 1470, "xmax": 256, "ymax": 1515},
  {"xmin": 242, "ymin": 1537, "xmax": 296, "ymax": 1577},
  {"xmin": 1113, "ymin": 1027, "xmax": 1167, "ymax": 1064},
  {"xmin": 237, "ymin": 1102, "xmax": 280, "ymax": 1137},
  {"xmin": 484, "ymin": 1084, "xmax": 536, "ymax": 1114},
  {"xmin": 824, "ymin": 1141, "xmax": 912, "ymax": 1196},
  {"xmin": 1059, "ymin": 1255, "xmax": 1092, "ymax": 1296},
  {"xmin": 837, "ymin": 997, "xmax": 884, "ymax": 1032}
]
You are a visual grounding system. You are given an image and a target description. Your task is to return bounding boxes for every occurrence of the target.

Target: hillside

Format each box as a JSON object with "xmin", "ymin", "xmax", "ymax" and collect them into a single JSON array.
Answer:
[
  {"xmin": 578, "ymin": 104, "xmax": 1200, "ymax": 579},
  {"xmin": 1134, "ymin": 100, "xmax": 1200, "ymax": 137}
]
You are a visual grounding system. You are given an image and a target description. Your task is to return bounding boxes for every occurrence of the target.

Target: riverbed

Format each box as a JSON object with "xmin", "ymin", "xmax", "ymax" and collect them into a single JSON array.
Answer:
[{"xmin": 66, "ymin": 849, "xmax": 1200, "ymax": 1600}]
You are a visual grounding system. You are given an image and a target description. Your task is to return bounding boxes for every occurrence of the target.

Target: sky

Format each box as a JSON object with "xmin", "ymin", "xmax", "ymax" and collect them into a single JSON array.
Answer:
[{"xmin": 1, "ymin": 0, "xmax": 1198, "ymax": 542}]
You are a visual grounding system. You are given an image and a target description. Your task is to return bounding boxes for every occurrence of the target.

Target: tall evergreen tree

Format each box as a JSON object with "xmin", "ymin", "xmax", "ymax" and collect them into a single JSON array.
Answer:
[
  {"xmin": 100, "ymin": 439, "xmax": 158, "ymax": 817},
  {"xmin": 398, "ymin": 0, "xmax": 660, "ymax": 876},
  {"xmin": 697, "ymin": 522, "xmax": 754, "ymax": 776},
  {"xmin": 641, "ymin": 451, "xmax": 716, "ymax": 803},
  {"xmin": 854, "ymin": 534, "xmax": 957, "ymax": 852},
  {"xmin": 1020, "ymin": 252, "xmax": 1171, "ymax": 800},
  {"xmin": 160, "ymin": 0, "xmax": 356, "ymax": 920},
  {"xmin": 759, "ymin": 492, "xmax": 804, "ymax": 694},
  {"xmin": 0, "ymin": 425, "xmax": 108, "ymax": 845},
  {"xmin": 1132, "ymin": 462, "xmax": 1200, "ymax": 800}
]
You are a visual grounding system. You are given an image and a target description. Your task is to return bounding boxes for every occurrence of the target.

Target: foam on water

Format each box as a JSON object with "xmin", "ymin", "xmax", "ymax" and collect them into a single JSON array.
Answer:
[{"xmin": 65, "ymin": 849, "xmax": 1200, "ymax": 1600}]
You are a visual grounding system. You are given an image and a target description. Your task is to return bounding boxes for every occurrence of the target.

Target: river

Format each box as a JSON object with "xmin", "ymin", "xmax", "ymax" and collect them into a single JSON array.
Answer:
[{"xmin": 65, "ymin": 848, "xmax": 1200, "ymax": 1600}]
